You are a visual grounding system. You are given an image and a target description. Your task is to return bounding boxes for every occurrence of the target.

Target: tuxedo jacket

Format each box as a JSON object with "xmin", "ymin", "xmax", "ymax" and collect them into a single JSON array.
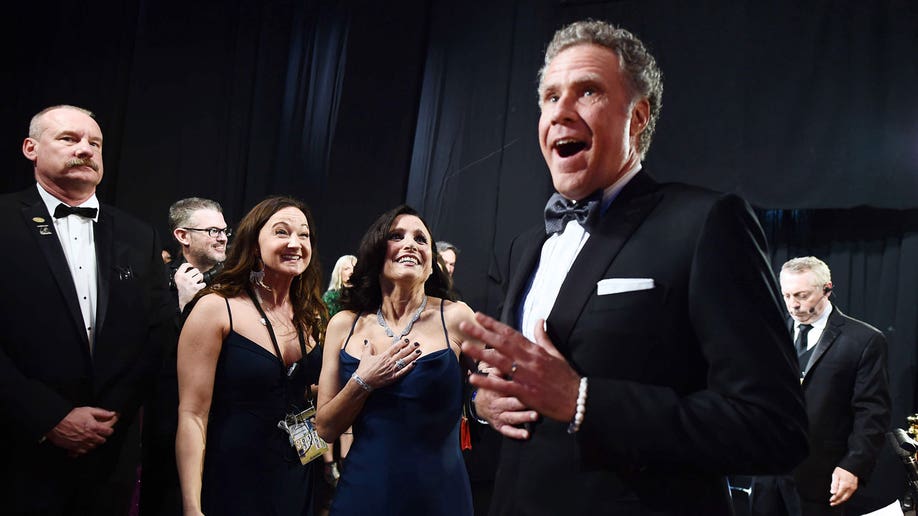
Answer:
[
  {"xmin": 489, "ymin": 172, "xmax": 809, "ymax": 515},
  {"xmin": 793, "ymin": 306, "xmax": 890, "ymax": 502},
  {"xmin": 0, "ymin": 187, "xmax": 172, "ymax": 512}
]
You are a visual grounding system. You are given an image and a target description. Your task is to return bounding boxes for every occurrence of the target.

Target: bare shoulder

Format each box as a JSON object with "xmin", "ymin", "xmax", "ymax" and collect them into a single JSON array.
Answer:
[
  {"xmin": 328, "ymin": 310, "xmax": 359, "ymax": 333},
  {"xmin": 440, "ymin": 299, "xmax": 476, "ymax": 339},
  {"xmin": 443, "ymin": 299, "xmax": 476, "ymax": 321},
  {"xmin": 187, "ymin": 293, "xmax": 227, "ymax": 317},
  {"xmin": 326, "ymin": 310, "xmax": 360, "ymax": 344},
  {"xmin": 183, "ymin": 293, "xmax": 230, "ymax": 331}
]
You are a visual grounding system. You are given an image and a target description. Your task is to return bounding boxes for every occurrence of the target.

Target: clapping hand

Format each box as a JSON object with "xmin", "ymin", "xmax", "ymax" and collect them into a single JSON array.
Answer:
[{"xmin": 460, "ymin": 313, "xmax": 581, "ymax": 438}]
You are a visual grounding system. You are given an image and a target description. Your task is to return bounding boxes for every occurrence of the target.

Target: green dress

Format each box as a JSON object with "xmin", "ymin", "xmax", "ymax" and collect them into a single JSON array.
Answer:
[{"xmin": 323, "ymin": 289, "xmax": 342, "ymax": 317}]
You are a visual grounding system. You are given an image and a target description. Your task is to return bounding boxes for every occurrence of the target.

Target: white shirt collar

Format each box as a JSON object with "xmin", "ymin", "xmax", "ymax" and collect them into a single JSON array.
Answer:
[
  {"xmin": 796, "ymin": 302, "xmax": 833, "ymax": 333},
  {"xmin": 36, "ymin": 183, "xmax": 100, "ymax": 222}
]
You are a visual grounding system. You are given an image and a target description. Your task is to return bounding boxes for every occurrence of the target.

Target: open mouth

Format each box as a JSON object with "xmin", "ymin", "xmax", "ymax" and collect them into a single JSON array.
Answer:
[
  {"xmin": 554, "ymin": 139, "xmax": 587, "ymax": 158},
  {"xmin": 397, "ymin": 256, "xmax": 419, "ymax": 265},
  {"xmin": 281, "ymin": 254, "xmax": 301, "ymax": 261}
]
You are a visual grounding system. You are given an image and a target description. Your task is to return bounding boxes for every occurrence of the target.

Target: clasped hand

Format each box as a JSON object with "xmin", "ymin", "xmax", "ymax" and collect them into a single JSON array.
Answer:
[
  {"xmin": 353, "ymin": 337, "xmax": 421, "ymax": 390},
  {"xmin": 460, "ymin": 313, "xmax": 581, "ymax": 440},
  {"xmin": 46, "ymin": 406, "xmax": 119, "ymax": 457}
]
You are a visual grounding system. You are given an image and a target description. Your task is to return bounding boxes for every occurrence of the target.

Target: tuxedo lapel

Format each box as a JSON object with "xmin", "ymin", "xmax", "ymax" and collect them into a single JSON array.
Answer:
[
  {"xmin": 94, "ymin": 209, "xmax": 113, "ymax": 342},
  {"xmin": 802, "ymin": 307, "xmax": 843, "ymax": 382},
  {"xmin": 803, "ymin": 306, "xmax": 845, "ymax": 383},
  {"xmin": 548, "ymin": 173, "xmax": 662, "ymax": 351},
  {"xmin": 500, "ymin": 227, "xmax": 545, "ymax": 330},
  {"xmin": 21, "ymin": 196, "xmax": 90, "ymax": 351}
]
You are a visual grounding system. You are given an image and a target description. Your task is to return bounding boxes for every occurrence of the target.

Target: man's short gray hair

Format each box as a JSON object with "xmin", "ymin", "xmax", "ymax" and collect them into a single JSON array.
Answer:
[
  {"xmin": 781, "ymin": 256, "xmax": 832, "ymax": 286},
  {"xmin": 436, "ymin": 241, "xmax": 460, "ymax": 255},
  {"xmin": 169, "ymin": 197, "xmax": 224, "ymax": 233},
  {"xmin": 29, "ymin": 105, "xmax": 96, "ymax": 140},
  {"xmin": 538, "ymin": 20, "xmax": 663, "ymax": 158}
]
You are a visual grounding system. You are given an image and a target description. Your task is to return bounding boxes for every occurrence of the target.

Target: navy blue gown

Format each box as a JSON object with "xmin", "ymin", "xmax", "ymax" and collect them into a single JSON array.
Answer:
[
  {"xmin": 201, "ymin": 300, "xmax": 322, "ymax": 515},
  {"xmin": 331, "ymin": 304, "xmax": 473, "ymax": 516}
]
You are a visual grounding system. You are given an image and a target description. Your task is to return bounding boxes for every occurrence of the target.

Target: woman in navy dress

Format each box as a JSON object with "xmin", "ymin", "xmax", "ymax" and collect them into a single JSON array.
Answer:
[
  {"xmin": 176, "ymin": 196, "xmax": 328, "ymax": 515},
  {"xmin": 316, "ymin": 205, "xmax": 475, "ymax": 516}
]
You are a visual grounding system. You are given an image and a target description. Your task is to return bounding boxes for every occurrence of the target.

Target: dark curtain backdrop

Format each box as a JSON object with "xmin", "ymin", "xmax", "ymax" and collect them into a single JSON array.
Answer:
[
  {"xmin": 1, "ymin": 0, "xmax": 430, "ymax": 274},
  {"xmin": 2, "ymin": 0, "xmax": 916, "ymax": 510}
]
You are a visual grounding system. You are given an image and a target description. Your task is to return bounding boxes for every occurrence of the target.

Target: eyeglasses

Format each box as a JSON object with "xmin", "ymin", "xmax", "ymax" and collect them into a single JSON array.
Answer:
[{"xmin": 182, "ymin": 227, "xmax": 232, "ymax": 238}]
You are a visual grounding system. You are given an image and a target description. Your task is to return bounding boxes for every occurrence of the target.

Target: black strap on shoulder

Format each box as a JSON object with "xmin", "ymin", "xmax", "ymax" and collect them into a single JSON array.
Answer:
[
  {"xmin": 341, "ymin": 311, "xmax": 363, "ymax": 350},
  {"xmin": 440, "ymin": 299, "xmax": 450, "ymax": 348},
  {"xmin": 224, "ymin": 297, "xmax": 233, "ymax": 330}
]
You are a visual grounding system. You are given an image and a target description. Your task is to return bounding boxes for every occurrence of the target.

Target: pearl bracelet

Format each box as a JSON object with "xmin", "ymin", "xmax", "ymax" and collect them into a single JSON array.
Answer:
[
  {"xmin": 351, "ymin": 372, "xmax": 373, "ymax": 393},
  {"xmin": 567, "ymin": 377, "xmax": 588, "ymax": 434}
]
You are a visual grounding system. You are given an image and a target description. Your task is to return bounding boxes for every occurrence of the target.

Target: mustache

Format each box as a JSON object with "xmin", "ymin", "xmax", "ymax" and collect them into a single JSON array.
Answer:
[{"xmin": 65, "ymin": 158, "xmax": 100, "ymax": 172}]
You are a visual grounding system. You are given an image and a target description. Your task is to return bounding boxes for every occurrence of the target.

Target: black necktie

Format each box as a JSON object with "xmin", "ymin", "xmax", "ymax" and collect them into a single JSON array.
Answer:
[
  {"xmin": 544, "ymin": 191, "xmax": 602, "ymax": 235},
  {"xmin": 795, "ymin": 323, "xmax": 813, "ymax": 355},
  {"xmin": 54, "ymin": 203, "xmax": 97, "ymax": 219}
]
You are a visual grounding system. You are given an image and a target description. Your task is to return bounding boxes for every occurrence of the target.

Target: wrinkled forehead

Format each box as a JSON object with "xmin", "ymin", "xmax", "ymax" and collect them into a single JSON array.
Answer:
[{"xmin": 40, "ymin": 108, "xmax": 103, "ymax": 140}]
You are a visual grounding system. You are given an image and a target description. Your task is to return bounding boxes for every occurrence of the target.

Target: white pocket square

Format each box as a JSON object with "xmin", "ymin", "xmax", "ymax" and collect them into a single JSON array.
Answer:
[{"xmin": 597, "ymin": 278, "xmax": 655, "ymax": 295}]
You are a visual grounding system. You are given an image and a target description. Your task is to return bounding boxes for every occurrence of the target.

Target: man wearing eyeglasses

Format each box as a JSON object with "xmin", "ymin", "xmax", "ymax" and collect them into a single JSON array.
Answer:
[
  {"xmin": 140, "ymin": 196, "xmax": 229, "ymax": 516},
  {"xmin": 167, "ymin": 197, "xmax": 229, "ymax": 313}
]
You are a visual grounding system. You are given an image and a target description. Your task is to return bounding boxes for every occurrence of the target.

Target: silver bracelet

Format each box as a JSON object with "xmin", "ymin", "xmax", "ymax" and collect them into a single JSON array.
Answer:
[
  {"xmin": 469, "ymin": 389, "xmax": 489, "ymax": 425},
  {"xmin": 567, "ymin": 377, "xmax": 588, "ymax": 434},
  {"xmin": 351, "ymin": 372, "xmax": 373, "ymax": 393}
]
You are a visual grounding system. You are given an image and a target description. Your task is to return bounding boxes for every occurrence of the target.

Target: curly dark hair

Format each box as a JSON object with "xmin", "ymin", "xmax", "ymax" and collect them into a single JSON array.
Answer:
[
  {"xmin": 204, "ymin": 196, "xmax": 328, "ymax": 343},
  {"xmin": 340, "ymin": 205, "xmax": 455, "ymax": 313},
  {"xmin": 538, "ymin": 20, "xmax": 664, "ymax": 158}
]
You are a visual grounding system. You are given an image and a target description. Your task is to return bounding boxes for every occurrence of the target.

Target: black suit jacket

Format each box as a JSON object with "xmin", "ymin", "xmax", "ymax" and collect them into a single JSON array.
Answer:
[
  {"xmin": 0, "ymin": 187, "xmax": 172, "ymax": 513},
  {"xmin": 793, "ymin": 306, "xmax": 891, "ymax": 502},
  {"xmin": 489, "ymin": 172, "xmax": 809, "ymax": 515}
]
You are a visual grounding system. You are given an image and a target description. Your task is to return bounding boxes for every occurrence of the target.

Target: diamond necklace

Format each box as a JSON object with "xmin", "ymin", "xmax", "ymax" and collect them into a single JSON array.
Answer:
[{"xmin": 376, "ymin": 296, "xmax": 428, "ymax": 344}]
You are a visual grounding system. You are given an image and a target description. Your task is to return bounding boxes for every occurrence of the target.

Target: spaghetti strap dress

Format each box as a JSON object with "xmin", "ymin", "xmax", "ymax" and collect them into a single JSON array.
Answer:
[
  {"xmin": 200, "ymin": 298, "xmax": 323, "ymax": 515},
  {"xmin": 330, "ymin": 301, "xmax": 473, "ymax": 516}
]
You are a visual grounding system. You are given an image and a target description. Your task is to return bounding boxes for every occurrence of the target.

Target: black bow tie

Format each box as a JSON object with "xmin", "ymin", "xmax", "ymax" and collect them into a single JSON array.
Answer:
[
  {"xmin": 54, "ymin": 203, "xmax": 98, "ymax": 219},
  {"xmin": 544, "ymin": 191, "xmax": 602, "ymax": 235}
]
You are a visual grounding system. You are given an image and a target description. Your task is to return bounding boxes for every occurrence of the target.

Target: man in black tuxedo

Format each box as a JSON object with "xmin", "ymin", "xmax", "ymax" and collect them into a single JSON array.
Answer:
[
  {"xmin": 460, "ymin": 21, "xmax": 809, "ymax": 515},
  {"xmin": 0, "ymin": 105, "xmax": 172, "ymax": 514},
  {"xmin": 754, "ymin": 256, "xmax": 890, "ymax": 515}
]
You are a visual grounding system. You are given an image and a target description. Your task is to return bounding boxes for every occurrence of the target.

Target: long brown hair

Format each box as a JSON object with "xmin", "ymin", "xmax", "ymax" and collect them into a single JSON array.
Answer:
[{"xmin": 204, "ymin": 196, "xmax": 328, "ymax": 343}]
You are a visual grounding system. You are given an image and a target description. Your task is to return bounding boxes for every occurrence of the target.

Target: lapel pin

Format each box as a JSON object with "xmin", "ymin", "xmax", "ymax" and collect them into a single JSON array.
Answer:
[
  {"xmin": 32, "ymin": 217, "xmax": 46, "ymax": 223},
  {"xmin": 37, "ymin": 224, "xmax": 52, "ymax": 236}
]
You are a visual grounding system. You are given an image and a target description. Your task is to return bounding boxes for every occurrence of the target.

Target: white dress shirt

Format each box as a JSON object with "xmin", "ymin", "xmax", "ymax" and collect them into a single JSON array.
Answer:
[
  {"xmin": 519, "ymin": 164, "xmax": 642, "ymax": 341},
  {"xmin": 37, "ymin": 184, "xmax": 99, "ymax": 348}
]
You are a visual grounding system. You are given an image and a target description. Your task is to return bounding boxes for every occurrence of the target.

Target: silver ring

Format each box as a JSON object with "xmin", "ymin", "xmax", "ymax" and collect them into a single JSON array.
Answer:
[
  {"xmin": 395, "ymin": 358, "xmax": 406, "ymax": 370},
  {"xmin": 509, "ymin": 362, "xmax": 518, "ymax": 379}
]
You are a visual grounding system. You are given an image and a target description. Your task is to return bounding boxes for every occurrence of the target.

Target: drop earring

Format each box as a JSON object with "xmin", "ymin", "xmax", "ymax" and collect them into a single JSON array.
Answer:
[{"xmin": 249, "ymin": 257, "xmax": 270, "ymax": 290}]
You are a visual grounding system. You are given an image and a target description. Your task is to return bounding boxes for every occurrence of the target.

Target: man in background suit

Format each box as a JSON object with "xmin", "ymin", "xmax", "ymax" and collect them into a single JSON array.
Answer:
[
  {"xmin": 460, "ymin": 20, "xmax": 809, "ymax": 515},
  {"xmin": 0, "ymin": 105, "xmax": 172, "ymax": 515},
  {"xmin": 753, "ymin": 256, "xmax": 891, "ymax": 515},
  {"xmin": 141, "ymin": 196, "xmax": 227, "ymax": 516}
]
